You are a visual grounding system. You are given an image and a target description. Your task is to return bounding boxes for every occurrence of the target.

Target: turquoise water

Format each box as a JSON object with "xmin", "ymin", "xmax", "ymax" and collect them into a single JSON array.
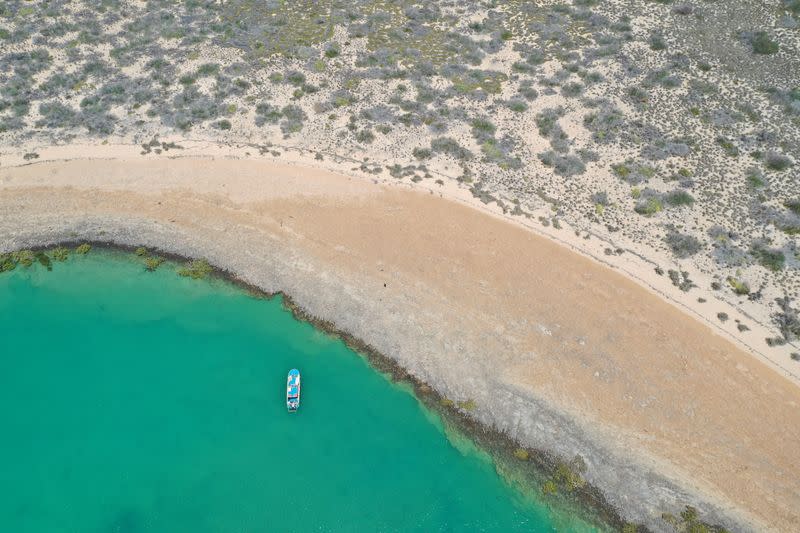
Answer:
[{"xmin": 0, "ymin": 250, "xmax": 597, "ymax": 532}]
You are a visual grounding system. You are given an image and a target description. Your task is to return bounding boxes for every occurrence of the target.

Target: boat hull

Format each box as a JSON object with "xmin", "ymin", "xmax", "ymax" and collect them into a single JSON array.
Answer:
[{"xmin": 287, "ymin": 369, "xmax": 301, "ymax": 412}]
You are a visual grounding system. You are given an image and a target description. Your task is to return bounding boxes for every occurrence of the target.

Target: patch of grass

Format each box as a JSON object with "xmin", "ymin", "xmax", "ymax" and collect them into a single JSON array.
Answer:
[
  {"xmin": 135, "ymin": 247, "xmax": 148, "ymax": 257},
  {"xmin": 75, "ymin": 243, "xmax": 91, "ymax": 254},
  {"xmin": 513, "ymin": 448, "xmax": 529, "ymax": 460},
  {"xmin": 178, "ymin": 258, "xmax": 213, "ymax": 279}
]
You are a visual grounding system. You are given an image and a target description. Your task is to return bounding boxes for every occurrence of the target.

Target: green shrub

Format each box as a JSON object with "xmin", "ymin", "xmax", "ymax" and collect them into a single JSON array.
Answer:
[
  {"xmin": 457, "ymin": 399, "xmax": 476, "ymax": 411},
  {"xmin": 634, "ymin": 196, "xmax": 663, "ymax": 216},
  {"xmin": 178, "ymin": 258, "xmax": 213, "ymax": 279},
  {"xmin": 513, "ymin": 448, "xmax": 529, "ymax": 460},
  {"xmin": 752, "ymin": 245, "xmax": 785, "ymax": 271},
  {"xmin": 649, "ymin": 33, "xmax": 667, "ymax": 51},
  {"xmin": 541, "ymin": 480, "xmax": 558, "ymax": 495},
  {"xmin": 728, "ymin": 277, "xmax": 750, "ymax": 295},
  {"xmin": 553, "ymin": 456, "xmax": 586, "ymax": 491},
  {"xmin": 751, "ymin": 31, "xmax": 778, "ymax": 55},
  {"xmin": 16, "ymin": 250, "xmax": 36, "ymax": 267},
  {"xmin": 75, "ymin": 243, "xmax": 91, "ymax": 254},
  {"xmin": 765, "ymin": 152, "xmax": 793, "ymax": 171},
  {"xmin": 135, "ymin": 247, "xmax": 148, "ymax": 256},
  {"xmin": 785, "ymin": 199, "xmax": 800, "ymax": 215},
  {"xmin": 412, "ymin": 147, "xmax": 432, "ymax": 160},
  {"xmin": 0, "ymin": 253, "xmax": 17, "ymax": 272},
  {"xmin": 666, "ymin": 190, "xmax": 695, "ymax": 207},
  {"xmin": 664, "ymin": 231, "xmax": 702, "ymax": 258},
  {"xmin": 144, "ymin": 256, "xmax": 165, "ymax": 271},
  {"xmin": 716, "ymin": 137, "xmax": 739, "ymax": 157},
  {"xmin": 52, "ymin": 247, "xmax": 69, "ymax": 261},
  {"xmin": 507, "ymin": 99, "xmax": 528, "ymax": 112},
  {"xmin": 745, "ymin": 167, "xmax": 765, "ymax": 188},
  {"xmin": 355, "ymin": 129, "xmax": 374, "ymax": 144}
]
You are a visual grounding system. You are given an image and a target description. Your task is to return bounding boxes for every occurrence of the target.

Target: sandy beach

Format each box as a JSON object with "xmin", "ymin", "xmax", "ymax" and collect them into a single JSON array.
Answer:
[{"xmin": 2, "ymin": 151, "xmax": 799, "ymax": 532}]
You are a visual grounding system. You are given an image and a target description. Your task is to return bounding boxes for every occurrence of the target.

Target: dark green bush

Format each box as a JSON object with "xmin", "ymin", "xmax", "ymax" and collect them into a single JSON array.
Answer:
[{"xmin": 751, "ymin": 31, "xmax": 778, "ymax": 55}]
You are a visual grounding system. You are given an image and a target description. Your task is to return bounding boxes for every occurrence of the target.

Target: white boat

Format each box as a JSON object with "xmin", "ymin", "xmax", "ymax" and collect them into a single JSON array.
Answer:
[{"xmin": 287, "ymin": 369, "xmax": 301, "ymax": 412}]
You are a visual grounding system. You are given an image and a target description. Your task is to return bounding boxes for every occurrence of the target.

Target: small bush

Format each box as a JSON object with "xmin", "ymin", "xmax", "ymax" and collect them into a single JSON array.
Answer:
[
  {"xmin": 553, "ymin": 456, "xmax": 587, "ymax": 492},
  {"xmin": 457, "ymin": 399, "xmax": 476, "ymax": 411},
  {"xmin": 716, "ymin": 137, "xmax": 739, "ymax": 157},
  {"xmin": 412, "ymin": 147, "xmax": 432, "ymax": 160},
  {"xmin": 355, "ymin": 129, "xmax": 375, "ymax": 144},
  {"xmin": 48, "ymin": 247, "xmax": 67, "ymax": 261},
  {"xmin": 785, "ymin": 199, "xmax": 800, "ymax": 215},
  {"xmin": 513, "ymin": 448, "xmax": 529, "ymax": 460},
  {"xmin": 538, "ymin": 151, "xmax": 585, "ymax": 177},
  {"xmin": 728, "ymin": 277, "xmax": 750, "ymax": 295},
  {"xmin": 135, "ymin": 247, "xmax": 148, "ymax": 256},
  {"xmin": 664, "ymin": 231, "xmax": 702, "ymax": 258},
  {"xmin": 634, "ymin": 196, "xmax": 663, "ymax": 216},
  {"xmin": 178, "ymin": 259, "xmax": 213, "ymax": 279},
  {"xmin": 0, "ymin": 253, "xmax": 16, "ymax": 272},
  {"xmin": 507, "ymin": 99, "xmax": 528, "ymax": 112},
  {"xmin": 542, "ymin": 480, "xmax": 558, "ymax": 495},
  {"xmin": 765, "ymin": 152, "xmax": 793, "ymax": 171},
  {"xmin": 666, "ymin": 190, "xmax": 695, "ymax": 207},
  {"xmin": 751, "ymin": 31, "xmax": 779, "ymax": 54},
  {"xmin": 145, "ymin": 257, "xmax": 165, "ymax": 272},
  {"xmin": 75, "ymin": 243, "xmax": 91, "ymax": 254},
  {"xmin": 752, "ymin": 245, "xmax": 785, "ymax": 271},
  {"xmin": 649, "ymin": 33, "xmax": 667, "ymax": 51},
  {"xmin": 717, "ymin": 312, "xmax": 729, "ymax": 322},
  {"xmin": 746, "ymin": 167, "xmax": 765, "ymax": 187},
  {"xmin": 16, "ymin": 250, "xmax": 36, "ymax": 267},
  {"xmin": 430, "ymin": 137, "xmax": 473, "ymax": 160}
]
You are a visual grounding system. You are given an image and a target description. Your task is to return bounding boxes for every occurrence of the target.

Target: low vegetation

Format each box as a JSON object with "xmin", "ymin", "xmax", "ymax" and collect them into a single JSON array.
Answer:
[{"xmin": 177, "ymin": 258, "xmax": 213, "ymax": 279}]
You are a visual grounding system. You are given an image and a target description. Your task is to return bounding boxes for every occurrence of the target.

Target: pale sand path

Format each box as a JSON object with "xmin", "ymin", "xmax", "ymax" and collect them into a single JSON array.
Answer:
[{"xmin": 2, "ymin": 158, "xmax": 799, "ymax": 531}]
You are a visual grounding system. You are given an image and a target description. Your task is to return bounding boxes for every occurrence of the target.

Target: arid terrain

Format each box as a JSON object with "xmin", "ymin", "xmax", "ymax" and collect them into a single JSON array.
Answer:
[{"xmin": 1, "ymin": 1, "xmax": 799, "ymax": 531}]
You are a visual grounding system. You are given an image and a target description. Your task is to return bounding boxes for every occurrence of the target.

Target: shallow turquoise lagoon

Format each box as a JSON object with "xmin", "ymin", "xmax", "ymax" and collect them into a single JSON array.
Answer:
[{"xmin": 0, "ymin": 251, "xmax": 597, "ymax": 532}]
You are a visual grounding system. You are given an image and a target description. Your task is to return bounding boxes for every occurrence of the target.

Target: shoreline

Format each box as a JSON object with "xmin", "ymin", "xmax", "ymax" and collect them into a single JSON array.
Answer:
[
  {"xmin": 3, "ymin": 141, "xmax": 797, "ymax": 385},
  {"xmin": 3, "ymin": 153, "xmax": 800, "ymax": 532},
  {"xmin": 9, "ymin": 240, "xmax": 629, "ymax": 531}
]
